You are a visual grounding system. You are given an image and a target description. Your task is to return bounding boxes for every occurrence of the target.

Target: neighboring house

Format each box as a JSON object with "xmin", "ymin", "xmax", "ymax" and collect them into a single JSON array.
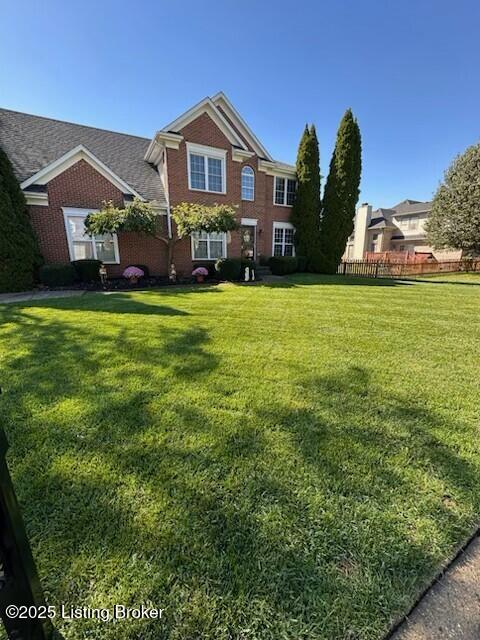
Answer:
[
  {"xmin": 0, "ymin": 93, "xmax": 297, "ymax": 277},
  {"xmin": 344, "ymin": 199, "xmax": 462, "ymax": 260}
]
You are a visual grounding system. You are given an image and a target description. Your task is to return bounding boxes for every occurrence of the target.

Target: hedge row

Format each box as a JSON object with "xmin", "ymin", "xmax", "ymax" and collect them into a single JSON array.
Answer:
[{"xmin": 268, "ymin": 255, "xmax": 307, "ymax": 275}]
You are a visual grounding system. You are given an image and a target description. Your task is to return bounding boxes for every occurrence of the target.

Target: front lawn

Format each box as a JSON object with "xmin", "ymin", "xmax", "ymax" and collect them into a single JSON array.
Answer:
[
  {"xmin": 415, "ymin": 271, "xmax": 480, "ymax": 284},
  {"xmin": 1, "ymin": 274, "xmax": 479, "ymax": 640}
]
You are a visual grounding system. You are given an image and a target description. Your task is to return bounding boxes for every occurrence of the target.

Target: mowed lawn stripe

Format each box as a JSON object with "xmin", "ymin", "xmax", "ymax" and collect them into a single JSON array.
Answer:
[{"xmin": 0, "ymin": 274, "xmax": 479, "ymax": 640}]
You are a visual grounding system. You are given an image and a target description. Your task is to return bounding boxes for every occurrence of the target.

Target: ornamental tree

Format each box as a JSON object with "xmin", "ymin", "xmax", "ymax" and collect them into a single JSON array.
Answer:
[
  {"xmin": 426, "ymin": 143, "xmax": 480, "ymax": 256},
  {"xmin": 0, "ymin": 145, "xmax": 43, "ymax": 292},
  {"xmin": 319, "ymin": 109, "xmax": 362, "ymax": 273},
  {"xmin": 85, "ymin": 198, "xmax": 238, "ymax": 271},
  {"xmin": 290, "ymin": 125, "xmax": 323, "ymax": 271}
]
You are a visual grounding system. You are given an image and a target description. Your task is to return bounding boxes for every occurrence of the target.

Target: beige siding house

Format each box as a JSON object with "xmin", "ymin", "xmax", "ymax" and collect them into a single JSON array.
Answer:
[{"xmin": 345, "ymin": 199, "xmax": 461, "ymax": 260}]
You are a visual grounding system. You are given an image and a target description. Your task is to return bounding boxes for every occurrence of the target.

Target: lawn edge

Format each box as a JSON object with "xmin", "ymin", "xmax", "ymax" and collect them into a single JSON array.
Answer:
[{"xmin": 383, "ymin": 524, "xmax": 480, "ymax": 639}]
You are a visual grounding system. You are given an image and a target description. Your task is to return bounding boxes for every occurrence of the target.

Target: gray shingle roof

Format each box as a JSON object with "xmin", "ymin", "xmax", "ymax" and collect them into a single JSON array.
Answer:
[
  {"xmin": 0, "ymin": 108, "xmax": 166, "ymax": 205},
  {"xmin": 392, "ymin": 200, "xmax": 431, "ymax": 214},
  {"xmin": 368, "ymin": 216, "xmax": 396, "ymax": 230}
]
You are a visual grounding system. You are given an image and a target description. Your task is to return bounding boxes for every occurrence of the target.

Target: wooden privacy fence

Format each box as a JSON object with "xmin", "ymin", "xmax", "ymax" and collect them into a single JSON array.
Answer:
[{"xmin": 338, "ymin": 259, "xmax": 480, "ymax": 279}]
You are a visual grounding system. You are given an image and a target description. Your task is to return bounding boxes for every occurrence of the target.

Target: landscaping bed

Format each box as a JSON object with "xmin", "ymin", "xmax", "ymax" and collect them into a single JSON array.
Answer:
[
  {"xmin": 37, "ymin": 275, "xmax": 220, "ymax": 292},
  {"xmin": 0, "ymin": 274, "xmax": 479, "ymax": 640}
]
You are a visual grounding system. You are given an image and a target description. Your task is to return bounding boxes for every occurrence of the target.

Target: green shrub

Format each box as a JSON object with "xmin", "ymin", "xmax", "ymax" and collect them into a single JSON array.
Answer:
[
  {"xmin": 268, "ymin": 256, "xmax": 298, "ymax": 275},
  {"xmin": 72, "ymin": 259, "xmax": 102, "ymax": 282},
  {"xmin": 259, "ymin": 255, "xmax": 271, "ymax": 267},
  {"xmin": 39, "ymin": 264, "xmax": 76, "ymax": 288},
  {"xmin": 126, "ymin": 264, "xmax": 149, "ymax": 278},
  {"xmin": 296, "ymin": 255, "xmax": 308, "ymax": 272},
  {"xmin": 215, "ymin": 258, "xmax": 242, "ymax": 281},
  {"xmin": 0, "ymin": 146, "xmax": 43, "ymax": 292}
]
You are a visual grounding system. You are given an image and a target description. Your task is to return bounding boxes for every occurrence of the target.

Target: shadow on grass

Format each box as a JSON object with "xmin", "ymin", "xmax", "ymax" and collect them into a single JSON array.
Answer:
[
  {"xmin": 262, "ymin": 273, "xmax": 416, "ymax": 288},
  {"xmin": 400, "ymin": 276, "xmax": 480, "ymax": 286},
  {"xmin": 0, "ymin": 304, "xmax": 479, "ymax": 639}
]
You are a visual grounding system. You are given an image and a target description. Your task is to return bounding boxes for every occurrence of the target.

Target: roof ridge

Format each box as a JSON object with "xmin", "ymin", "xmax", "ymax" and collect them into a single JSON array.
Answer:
[{"xmin": 0, "ymin": 107, "xmax": 152, "ymax": 142}]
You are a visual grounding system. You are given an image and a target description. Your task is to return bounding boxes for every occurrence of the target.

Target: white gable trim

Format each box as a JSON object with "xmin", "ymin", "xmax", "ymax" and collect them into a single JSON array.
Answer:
[
  {"xmin": 20, "ymin": 145, "xmax": 144, "ymax": 199},
  {"xmin": 258, "ymin": 159, "xmax": 296, "ymax": 179},
  {"xmin": 211, "ymin": 92, "xmax": 273, "ymax": 161},
  {"xmin": 161, "ymin": 97, "xmax": 247, "ymax": 150}
]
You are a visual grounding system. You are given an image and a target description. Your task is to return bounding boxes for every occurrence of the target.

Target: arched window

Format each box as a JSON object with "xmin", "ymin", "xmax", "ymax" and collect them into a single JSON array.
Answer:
[{"xmin": 241, "ymin": 166, "xmax": 255, "ymax": 201}]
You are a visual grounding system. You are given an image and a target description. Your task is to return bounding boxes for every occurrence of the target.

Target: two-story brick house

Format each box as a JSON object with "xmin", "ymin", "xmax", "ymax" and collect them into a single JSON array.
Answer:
[{"xmin": 0, "ymin": 93, "xmax": 297, "ymax": 277}]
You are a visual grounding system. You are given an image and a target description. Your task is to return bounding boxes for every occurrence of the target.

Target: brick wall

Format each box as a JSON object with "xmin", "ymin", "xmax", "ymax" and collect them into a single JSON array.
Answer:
[
  {"xmin": 26, "ymin": 113, "xmax": 294, "ymax": 280},
  {"xmin": 166, "ymin": 112, "xmax": 293, "ymax": 274},
  {"xmin": 29, "ymin": 159, "xmax": 168, "ymax": 277}
]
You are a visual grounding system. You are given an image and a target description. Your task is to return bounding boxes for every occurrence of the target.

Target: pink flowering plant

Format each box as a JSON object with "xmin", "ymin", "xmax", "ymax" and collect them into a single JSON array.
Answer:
[
  {"xmin": 123, "ymin": 266, "xmax": 144, "ymax": 283},
  {"xmin": 192, "ymin": 267, "xmax": 208, "ymax": 277}
]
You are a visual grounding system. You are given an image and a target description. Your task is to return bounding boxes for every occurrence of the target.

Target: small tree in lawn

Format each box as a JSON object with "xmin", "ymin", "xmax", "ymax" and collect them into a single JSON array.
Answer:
[
  {"xmin": 0, "ymin": 146, "xmax": 43, "ymax": 292},
  {"xmin": 84, "ymin": 198, "xmax": 238, "ymax": 273},
  {"xmin": 426, "ymin": 143, "xmax": 480, "ymax": 256},
  {"xmin": 290, "ymin": 124, "xmax": 323, "ymax": 271},
  {"xmin": 319, "ymin": 109, "xmax": 362, "ymax": 273}
]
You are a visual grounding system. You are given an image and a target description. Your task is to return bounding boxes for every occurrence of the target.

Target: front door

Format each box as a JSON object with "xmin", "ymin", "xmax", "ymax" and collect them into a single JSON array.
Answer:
[{"xmin": 240, "ymin": 225, "xmax": 256, "ymax": 260}]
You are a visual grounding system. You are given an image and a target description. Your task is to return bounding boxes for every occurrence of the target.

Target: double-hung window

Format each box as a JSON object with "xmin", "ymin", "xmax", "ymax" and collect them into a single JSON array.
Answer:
[
  {"xmin": 274, "ymin": 176, "xmax": 296, "ymax": 206},
  {"xmin": 63, "ymin": 207, "xmax": 120, "ymax": 263},
  {"xmin": 273, "ymin": 222, "xmax": 295, "ymax": 257},
  {"xmin": 191, "ymin": 231, "xmax": 226, "ymax": 260},
  {"xmin": 187, "ymin": 143, "xmax": 226, "ymax": 193}
]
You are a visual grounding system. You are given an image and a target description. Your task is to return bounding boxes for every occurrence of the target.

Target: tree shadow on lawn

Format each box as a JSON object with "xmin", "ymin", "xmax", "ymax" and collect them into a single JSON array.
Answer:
[
  {"xmin": 262, "ymin": 273, "xmax": 416, "ymax": 288},
  {"xmin": 1, "ymin": 308, "xmax": 479, "ymax": 638},
  {"xmin": 8, "ymin": 292, "xmax": 192, "ymax": 316}
]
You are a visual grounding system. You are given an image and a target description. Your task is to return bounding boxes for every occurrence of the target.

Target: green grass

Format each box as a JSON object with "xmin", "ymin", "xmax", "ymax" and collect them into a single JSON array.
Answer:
[
  {"xmin": 0, "ymin": 274, "xmax": 479, "ymax": 640},
  {"xmin": 413, "ymin": 271, "xmax": 480, "ymax": 284}
]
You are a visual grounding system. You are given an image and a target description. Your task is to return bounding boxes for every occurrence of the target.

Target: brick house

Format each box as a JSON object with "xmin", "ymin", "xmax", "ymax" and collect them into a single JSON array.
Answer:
[{"xmin": 0, "ymin": 93, "xmax": 297, "ymax": 278}]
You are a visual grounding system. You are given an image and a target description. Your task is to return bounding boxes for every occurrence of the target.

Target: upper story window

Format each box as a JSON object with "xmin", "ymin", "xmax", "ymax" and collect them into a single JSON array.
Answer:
[
  {"xmin": 241, "ymin": 166, "xmax": 255, "ymax": 201},
  {"xmin": 274, "ymin": 176, "xmax": 296, "ymax": 206},
  {"xmin": 187, "ymin": 143, "xmax": 226, "ymax": 194},
  {"xmin": 63, "ymin": 207, "xmax": 119, "ymax": 264},
  {"xmin": 397, "ymin": 215, "xmax": 419, "ymax": 231}
]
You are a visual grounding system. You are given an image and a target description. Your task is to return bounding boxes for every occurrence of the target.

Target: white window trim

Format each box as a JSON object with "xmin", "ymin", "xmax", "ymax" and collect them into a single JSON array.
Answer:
[
  {"xmin": 186, "ymin": 142, "xmax": 227, "ymax": 194},
  {"xmin": 63, "ymin": 207, "xmax": 120, "ymax": 264},
  {"xmin": 272, "ymin": 221, "xmax": 296, "ymax": 257},
  {"xmin": 191, "ymin": 231, "xmax": 227, "ymax": 261},
  {"xmin": 273, "ymin": 176, "xmax": 296, "ymax": 207},
  {"xmin": 241, "ymin": 166, "xmax": 255, "ymax": 201}
]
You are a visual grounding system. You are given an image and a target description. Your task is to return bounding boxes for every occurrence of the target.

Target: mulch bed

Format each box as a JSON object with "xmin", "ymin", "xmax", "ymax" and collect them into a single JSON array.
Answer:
[{"xmin": 40, "ymin": 276, "xmax": 222, "ymax": 292}]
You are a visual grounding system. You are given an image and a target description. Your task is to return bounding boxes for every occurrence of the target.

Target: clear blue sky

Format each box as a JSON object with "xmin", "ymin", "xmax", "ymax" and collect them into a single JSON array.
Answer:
[{"xmin": 1, "ymin": 0, "xmax": 479, "ymax": 207}]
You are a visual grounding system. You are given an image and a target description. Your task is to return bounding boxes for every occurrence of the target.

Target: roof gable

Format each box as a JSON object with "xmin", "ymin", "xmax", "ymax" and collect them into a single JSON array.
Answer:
[
  {"xmin": 160, "ymin": 97, "xmax": 247, "ymax": 149},
  {"xmin": 21, "ymin": 144, "xmax": 144, "ymax": 198},
  {"xmin": 0, "ymin": 108, "xmax": 167, "ymax": 205},
  {"xmin": 211, "ymin": 92, "xmax": 273, "ymax": 160}
]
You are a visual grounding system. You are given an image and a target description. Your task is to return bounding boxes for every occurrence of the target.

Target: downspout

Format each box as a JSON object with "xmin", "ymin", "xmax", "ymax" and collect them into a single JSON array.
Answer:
[{"xmin": 162, "ymin": 146, "xmax": 173, "ymax": 239}]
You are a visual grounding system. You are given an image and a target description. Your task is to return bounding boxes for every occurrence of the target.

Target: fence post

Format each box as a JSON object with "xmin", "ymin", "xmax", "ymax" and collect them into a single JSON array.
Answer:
[
  {"xmin": 374, "ymin": 262, "xmax": 379, "ymax": 278},
  {"xmin": 0, "ymin": 428, "xmax": 53, "ymax": 640}
]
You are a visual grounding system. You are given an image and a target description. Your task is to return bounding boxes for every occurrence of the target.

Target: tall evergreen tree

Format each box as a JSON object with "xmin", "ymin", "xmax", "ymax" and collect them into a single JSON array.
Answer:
[
  {"xmin": 319, "ymin": 110, "xmax": 362, "ymax": 273},
  {"xmin": 290, "ymin": 124, "xmax": 323, "ymax": 271},
  {"xmin": 0, "ymin": 146, "xmax": 43, "ymax": 292}
]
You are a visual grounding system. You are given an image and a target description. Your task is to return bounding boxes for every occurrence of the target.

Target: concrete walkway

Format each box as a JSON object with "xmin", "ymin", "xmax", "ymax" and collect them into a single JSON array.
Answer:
[
  {"xmin": 0, "ymin": 289, "xmax": 85, "ymax": 304},
  {"xmin": 391, "ymin": 534, "xmax": 480, "ymax": 640}
]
